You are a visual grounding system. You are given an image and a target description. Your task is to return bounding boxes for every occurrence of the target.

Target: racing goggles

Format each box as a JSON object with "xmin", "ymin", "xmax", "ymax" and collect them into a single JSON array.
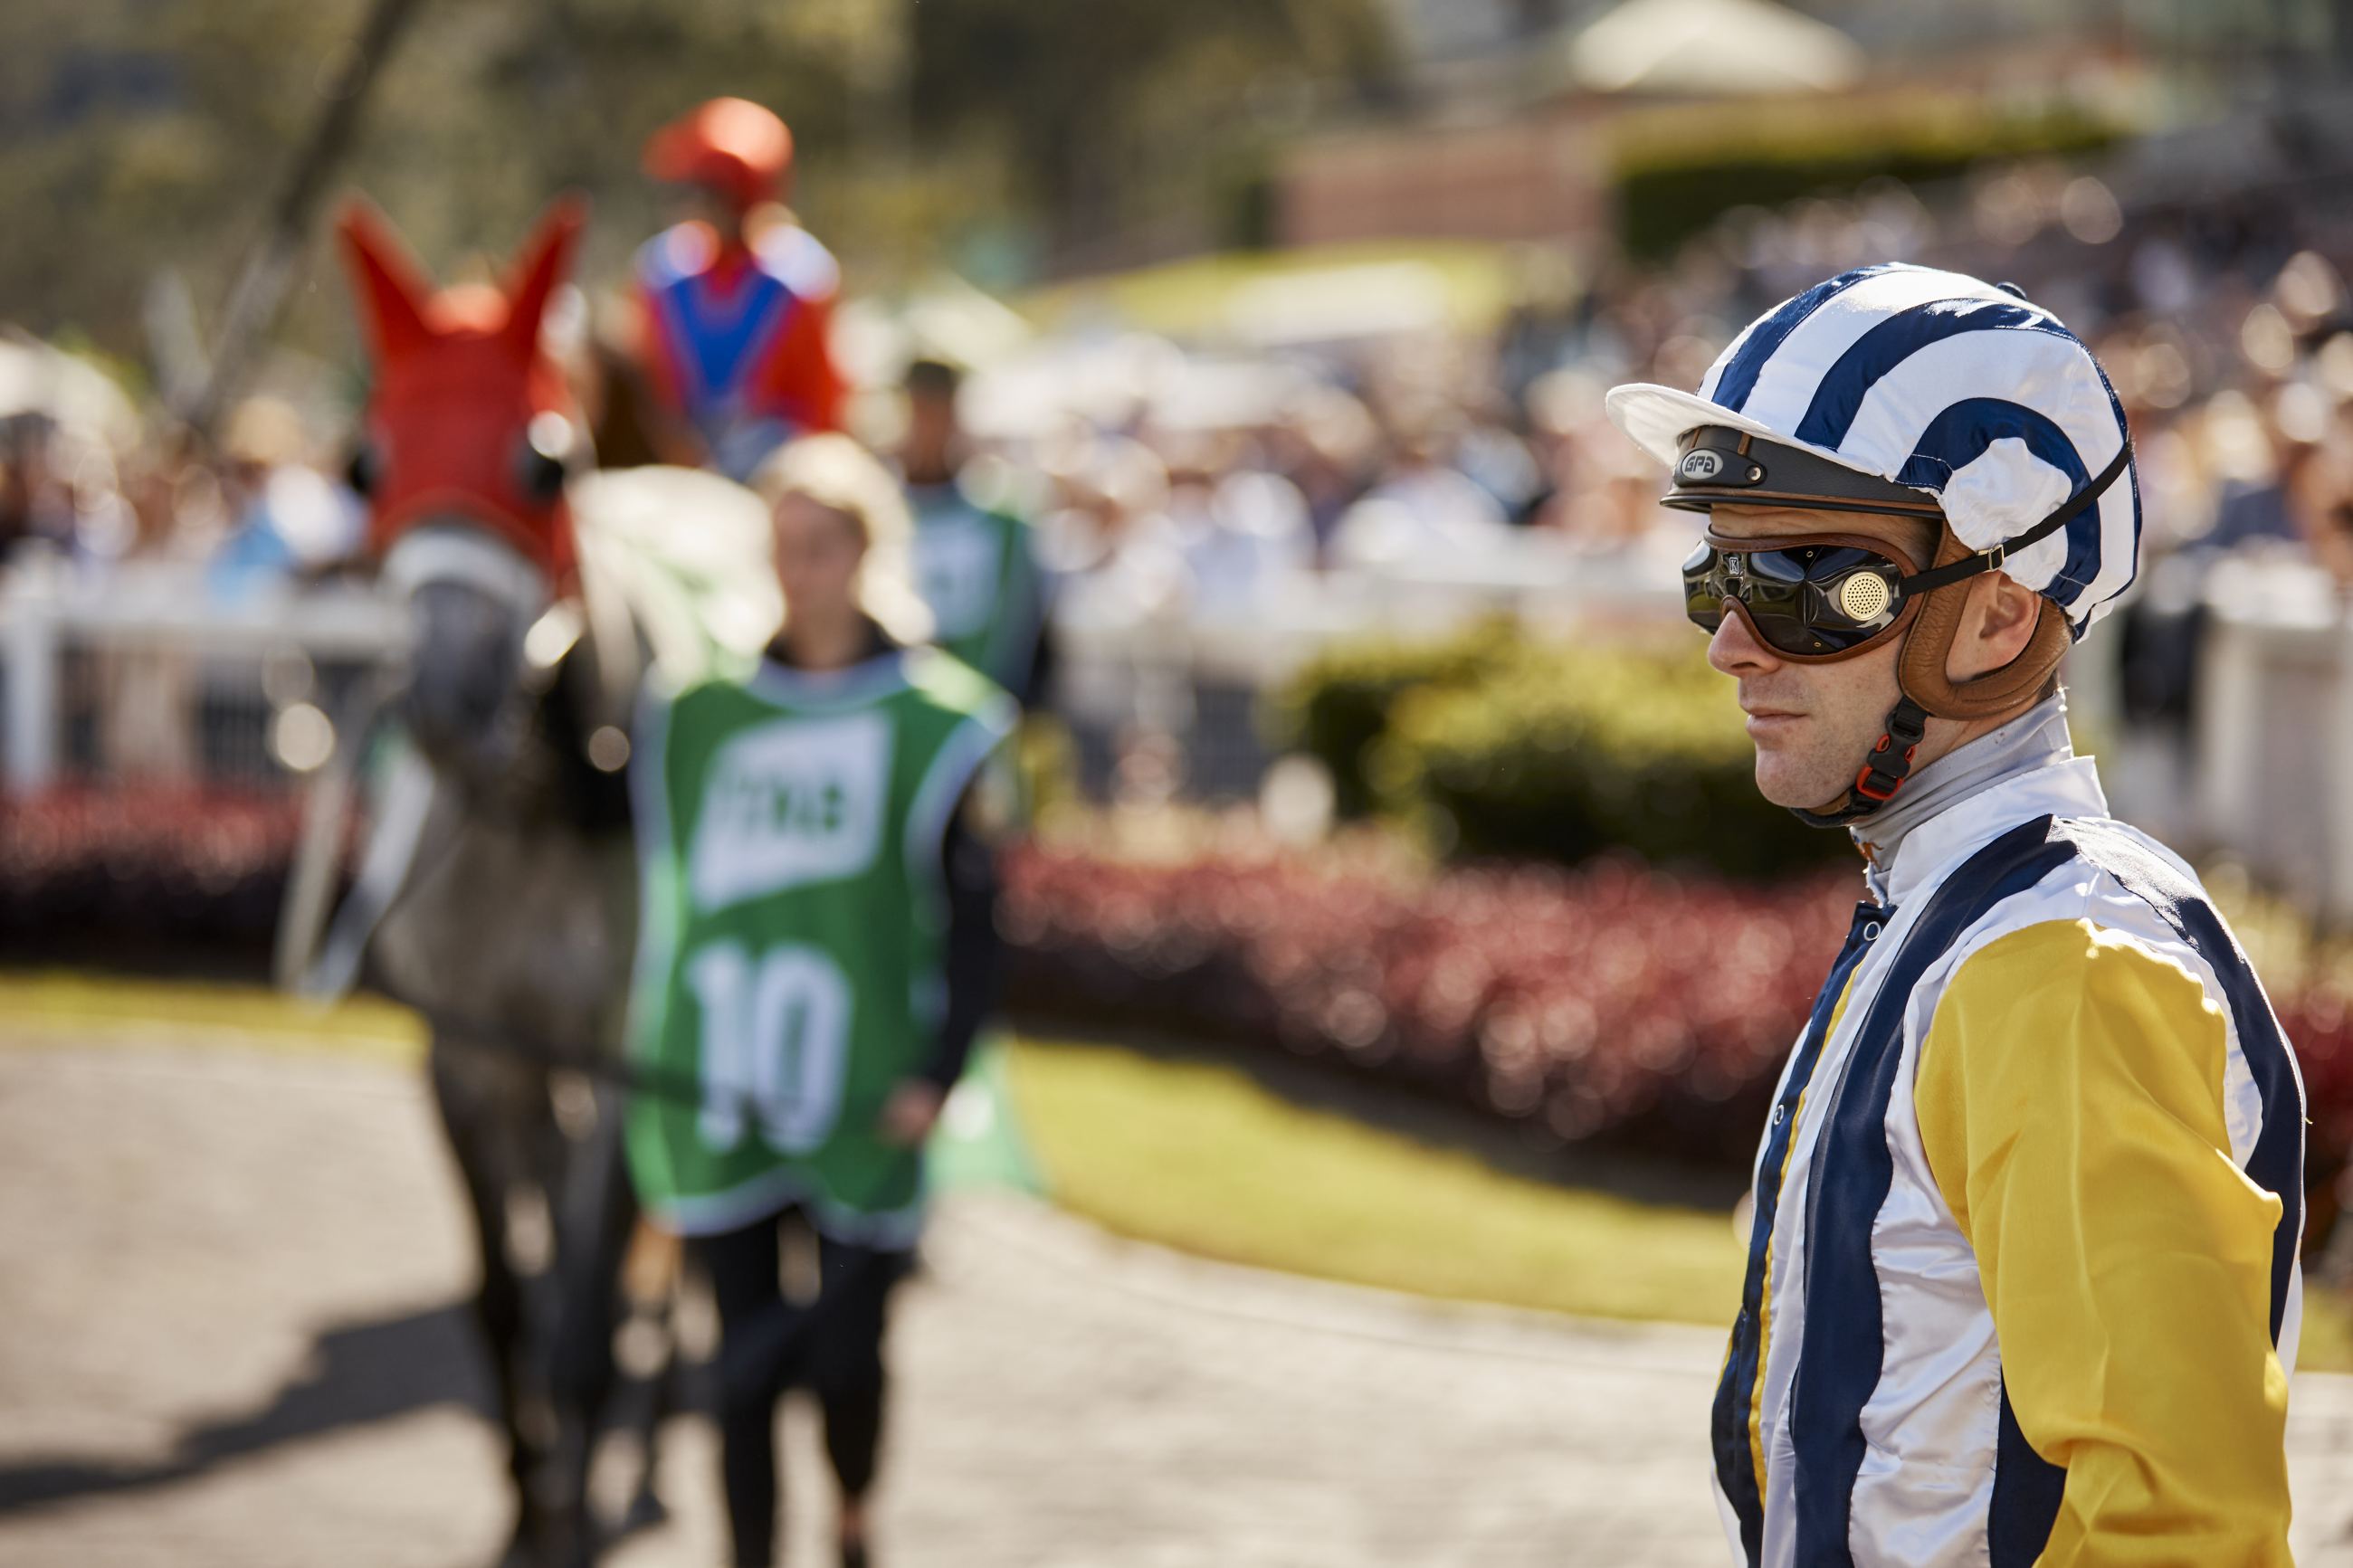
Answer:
[
  {"xmin": 1669, "ymin": 423, "xmax": 1941, "ymax": 657},
  {"xmin": 1682, "ymin": 532, "xmax": 1924, "ymax": 660}
]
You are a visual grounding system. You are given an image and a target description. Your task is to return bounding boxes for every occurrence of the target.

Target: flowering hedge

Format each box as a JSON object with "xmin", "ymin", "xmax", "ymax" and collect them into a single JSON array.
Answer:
[
  {"xmin": 1002, "ymin": 836, "xmax": 1858, "ymax": 1164},
  {"xmin": 1001, "ymin": 838, "xmax": 2353, "ymax": 1220},
  {"xmin": 0, "ymin": 788, "xmax": 314, "ymax": 970},
  {"xmin": 2284, "ymin": 993, "xmax": 2353, "ymax": 1239},
  {"xmin": 6, "ymin": 786, "xmax": 2350, "ymax": 1236}
]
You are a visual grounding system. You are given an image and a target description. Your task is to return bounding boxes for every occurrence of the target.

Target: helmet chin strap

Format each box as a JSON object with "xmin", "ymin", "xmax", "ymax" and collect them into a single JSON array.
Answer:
[{"xmin": 1789, "ymin": 695, "xmax": 1931, "ymax": 828}]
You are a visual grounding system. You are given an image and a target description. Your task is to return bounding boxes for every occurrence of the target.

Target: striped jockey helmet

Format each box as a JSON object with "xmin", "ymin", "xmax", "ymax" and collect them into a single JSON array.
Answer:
[{"xmin": 1608, "ymin": 263, "xmax": 2140, "ymax": 635}]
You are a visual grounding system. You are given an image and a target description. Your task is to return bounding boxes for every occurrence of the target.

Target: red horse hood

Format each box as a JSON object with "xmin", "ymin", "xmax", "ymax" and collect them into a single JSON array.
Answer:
[{"xmin": 338, "ymin": 195, "xmax": 586, "ymax": 589}]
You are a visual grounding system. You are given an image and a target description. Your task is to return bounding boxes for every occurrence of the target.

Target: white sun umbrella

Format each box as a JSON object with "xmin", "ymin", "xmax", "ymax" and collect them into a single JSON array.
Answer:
[
  {"xmin": 0, "ymin": 335, "xmax": 143, "ymax": 453},
  {"xmin": 1222, "ymin": 261, "xmax": 1455, "ymax": 350},
  {"xmin": 960, "ymin": 334, "xmax": 1177, "ymax": 443},
  {"xmin": 1564, "ymin": 0, "xmax": 1865, "ymax": 96},
  {"xmin": 961, "ymin": 336, "xmax": 1313, "ymax": 443},
  {"xmin": 833, "ymin": 273, "xmax": 1036, "ymax": 391},
  {"xmin": 1148, "ymin": 356, "xmax": 1314, "ymax": 433}
]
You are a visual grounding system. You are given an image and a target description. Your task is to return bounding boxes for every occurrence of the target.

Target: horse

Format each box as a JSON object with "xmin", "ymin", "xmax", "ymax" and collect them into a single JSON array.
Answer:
[{"xmin": 286, "ymin": 195, "xmax": 780, "ymax": 1568}]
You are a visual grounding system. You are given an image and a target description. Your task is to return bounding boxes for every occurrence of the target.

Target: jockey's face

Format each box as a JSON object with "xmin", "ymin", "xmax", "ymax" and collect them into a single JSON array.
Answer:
[
  {"xmin": 1703, "ymin": 501, "xmax": 2053, "ymax": 814},
  {"xmin": 1702, "ymin": 504, "xmax": 1935, "ymax": 814},
  {"xmin": 772, "ymin": 489, "xmax": 867, "ymax": 628},
  {"xmin": 663, "ymin": 181, "xmax": 743, "ymax": 241},
  {"xmin": 900, "ymin": 384, "xmax": 964, "ymax": 489}
]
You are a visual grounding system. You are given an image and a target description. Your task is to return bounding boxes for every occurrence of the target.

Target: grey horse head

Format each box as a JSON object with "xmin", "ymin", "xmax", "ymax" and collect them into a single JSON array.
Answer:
[
  {"xmin": 379, "ymin": 521, "xmax": 563, "ymax": 790},
  {"xmin": 334, "ymin": 195, "xmax": 595, "ymax": 793}
]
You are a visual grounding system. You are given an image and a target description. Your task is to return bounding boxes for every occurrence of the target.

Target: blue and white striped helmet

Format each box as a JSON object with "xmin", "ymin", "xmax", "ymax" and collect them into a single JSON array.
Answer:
[{"xmin": 1607, "ymin": 263, "xmax": 2140, "ymax": 632}]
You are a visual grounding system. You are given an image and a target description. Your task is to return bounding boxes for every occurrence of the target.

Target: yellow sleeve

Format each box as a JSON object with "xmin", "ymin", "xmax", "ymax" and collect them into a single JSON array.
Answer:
[{"xmin": 1914, "ymin": 918, "xmax": 2291, "ymax": 1567}]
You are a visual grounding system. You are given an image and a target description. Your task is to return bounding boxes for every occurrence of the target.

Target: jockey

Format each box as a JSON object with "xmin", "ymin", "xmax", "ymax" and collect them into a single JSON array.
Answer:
[
  {"xmin": 1608, "ymin": 264, "xmax": 2303, "ymax": 1565},
  {"xmin": 635, "ymin": 97, "xmax": 848, "ymax": 481}
]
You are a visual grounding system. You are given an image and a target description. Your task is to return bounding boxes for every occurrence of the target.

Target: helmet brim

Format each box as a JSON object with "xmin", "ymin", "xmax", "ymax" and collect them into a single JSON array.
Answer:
[{"xmin": 1605, "ymin": 383, "xmax": 1891, "ymax": 486}]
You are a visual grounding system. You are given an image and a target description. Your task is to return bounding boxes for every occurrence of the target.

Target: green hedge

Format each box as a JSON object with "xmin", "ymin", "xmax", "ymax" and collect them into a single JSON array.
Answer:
[
  {"xmin": 1611, "ymin": 111, "xmax": 2118, "ymax": 261},
  {"xmin": 1267, "ymin": 624, "xmax": 1845, "ymax": 879},
  {"xmin": 1263, "ymin": 620, "xmax": 1519, "ymax": 819}
]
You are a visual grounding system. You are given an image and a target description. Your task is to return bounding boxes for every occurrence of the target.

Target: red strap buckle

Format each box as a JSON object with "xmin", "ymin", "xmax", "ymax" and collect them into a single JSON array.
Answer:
[
  {"xmin": 1854, "ymin": 766, "xmax": 1905, "ymax": 803},
  {"xmin": 1853, "ymin": 737, "xmax": 1919, "ymax": 803}
]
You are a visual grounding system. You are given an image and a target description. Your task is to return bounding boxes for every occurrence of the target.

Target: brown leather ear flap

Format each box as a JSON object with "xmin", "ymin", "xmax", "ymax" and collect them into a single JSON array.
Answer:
[{"xmin": 1898, "ymin": 527, "xmax": 2071, "ymax": 721}]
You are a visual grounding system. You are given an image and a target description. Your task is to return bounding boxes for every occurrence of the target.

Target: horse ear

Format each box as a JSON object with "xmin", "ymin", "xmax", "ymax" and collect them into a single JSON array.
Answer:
[
  {"xmin": 505, "ymin": 195, "xmax": 587, "ymax": 355},
  {"xmin": 336, "ymin": 196, "xmax": 434, "ymax": 364}
]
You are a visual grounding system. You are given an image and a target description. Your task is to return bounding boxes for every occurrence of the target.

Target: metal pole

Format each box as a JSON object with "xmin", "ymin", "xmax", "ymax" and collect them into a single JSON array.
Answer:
[{"xmin": 186, "ymin": 0, "xmax": 431, "ymax": 442}]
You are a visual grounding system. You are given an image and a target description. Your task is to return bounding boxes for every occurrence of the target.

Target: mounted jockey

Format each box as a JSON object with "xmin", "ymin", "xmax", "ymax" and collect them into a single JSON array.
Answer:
[{"xmin": 634, "ymin": 97, "xmax": 848, "ymax": 482}]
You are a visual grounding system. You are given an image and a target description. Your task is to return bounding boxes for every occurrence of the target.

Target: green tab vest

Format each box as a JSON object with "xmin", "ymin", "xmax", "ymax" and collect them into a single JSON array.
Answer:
[
  {"xmin": 907, "ymin": 481, "xmax": 1041, "ymax": 695},
  {"xmin": 625, "ymin": 646, "xmax": 1015, "ymax": 1242}
]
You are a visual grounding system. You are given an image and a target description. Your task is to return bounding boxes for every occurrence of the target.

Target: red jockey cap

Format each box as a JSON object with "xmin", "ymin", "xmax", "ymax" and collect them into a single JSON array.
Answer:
[
  {"xmin": 337, "ymin": 195, "xmax": 586, "ymax": 587},
  {"xmin": 643, "ymin": 97, "xmax": 794, "ymax": 212}
]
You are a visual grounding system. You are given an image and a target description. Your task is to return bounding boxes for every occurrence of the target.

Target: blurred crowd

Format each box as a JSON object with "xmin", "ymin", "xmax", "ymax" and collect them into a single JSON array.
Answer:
[
  {"xmin": 12, "ymin": 157, "xmax": 2353, "ymax": 667},
  {"xmin": 992, "ymin": 168, "xmax": 2353, "ymax": 652},
  {"xmin": 0, "ymin": 373, "xmax": 364, "ymax": 600}
]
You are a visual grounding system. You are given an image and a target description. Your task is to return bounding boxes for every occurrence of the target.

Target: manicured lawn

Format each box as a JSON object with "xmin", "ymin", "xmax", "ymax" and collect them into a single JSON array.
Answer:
[
  {"xmin": 1004, "ymin": 1033, "xmax": 1746, "ymax": 1327},
  {"xmin": 0, "ymin": 971, "xmax": 424, "ymax": 1060},
  {"xmin": 1002, "ymin": 1033, "xmax": 2353, "ymax": 1372},
  {"xmin": 2309, "ymin": 1275, "xmax": 2353, "ymax": 1374}
]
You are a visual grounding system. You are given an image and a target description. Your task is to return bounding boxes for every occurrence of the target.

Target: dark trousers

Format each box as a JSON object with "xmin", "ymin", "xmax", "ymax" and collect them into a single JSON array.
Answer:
[{"xmin": 696, "ymin": 1211, "xmax": 908, "ymax": 1568}]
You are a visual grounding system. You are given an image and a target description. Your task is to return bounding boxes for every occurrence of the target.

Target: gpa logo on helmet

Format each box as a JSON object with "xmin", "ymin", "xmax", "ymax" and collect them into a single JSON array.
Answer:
[{"xmin": 1679, "ymin": 449, "xmax": 1723, "ymax": 482}]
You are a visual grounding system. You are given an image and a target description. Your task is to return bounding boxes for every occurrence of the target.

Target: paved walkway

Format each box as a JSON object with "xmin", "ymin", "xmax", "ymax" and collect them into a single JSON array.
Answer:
[{"xmin": 1, "ymin": 1037, "xmax": 2348, "ymax": 1566}]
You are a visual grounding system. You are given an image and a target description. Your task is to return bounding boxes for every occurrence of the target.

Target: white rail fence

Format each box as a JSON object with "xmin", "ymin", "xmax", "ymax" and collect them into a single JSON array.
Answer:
[
  {"xmin": 1, "ymin": 562, "xmax": 403, "ymax": 794},
  {"xmin": 2, "ymin": 552, "xmax": 2344, "ymax": 921},
  {"xmin": 2187, "ymin": 560, "xmax": 2353, "ymax": 920}
]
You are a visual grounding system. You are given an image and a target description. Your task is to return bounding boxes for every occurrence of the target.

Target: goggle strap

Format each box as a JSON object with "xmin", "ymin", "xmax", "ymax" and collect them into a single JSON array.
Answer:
[{"xmin": 1893, "ymin": 438, "xmax": 2133, "ymax": 600}]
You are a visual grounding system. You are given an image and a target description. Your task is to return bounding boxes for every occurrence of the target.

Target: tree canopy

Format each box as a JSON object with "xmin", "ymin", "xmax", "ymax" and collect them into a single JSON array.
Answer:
[{"xmin": 0, "ymin": 0, "xmax": 1393, "ymax": 384}]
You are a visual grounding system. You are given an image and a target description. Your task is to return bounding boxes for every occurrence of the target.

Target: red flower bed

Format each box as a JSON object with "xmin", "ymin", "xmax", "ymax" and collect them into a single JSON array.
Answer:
[
  {"xmin": 1001, "ymin": 840, "xmax": 1859, "ymax": 1164},
  {"xmin": 2282, "ymin": 987, "xmax": 2353, "ymax": 1152},
  {"xmin": 2278, "ymin": 989, "xmax": 2353, "ymax": 1239},
  {"xmin": 6, "ymin": 786, "xmax": 2350, "ymax": 1216},
  {"xmin": 0, "ymin": 787, "xmax": 314, "ymax": 970},
  {"xmin": 1002, "ymin": 840, "xmax": 2353, "ymax": 1197}
]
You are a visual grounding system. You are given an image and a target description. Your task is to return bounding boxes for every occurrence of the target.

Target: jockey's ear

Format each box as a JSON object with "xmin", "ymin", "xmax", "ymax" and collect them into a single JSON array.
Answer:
[
  {"xmin": 337, "ymin": 195, "xmax": 434, "ymax": 364},
  {"xmin": 506, "ymin": 195, "xmax": 587, "ymax": 357}
]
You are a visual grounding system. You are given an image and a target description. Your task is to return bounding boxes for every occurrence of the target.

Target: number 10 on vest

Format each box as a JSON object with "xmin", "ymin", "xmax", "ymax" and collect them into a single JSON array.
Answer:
[{"xmin": 686, "ymin": 939, "xmax": 854, "ymax": 1153}]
